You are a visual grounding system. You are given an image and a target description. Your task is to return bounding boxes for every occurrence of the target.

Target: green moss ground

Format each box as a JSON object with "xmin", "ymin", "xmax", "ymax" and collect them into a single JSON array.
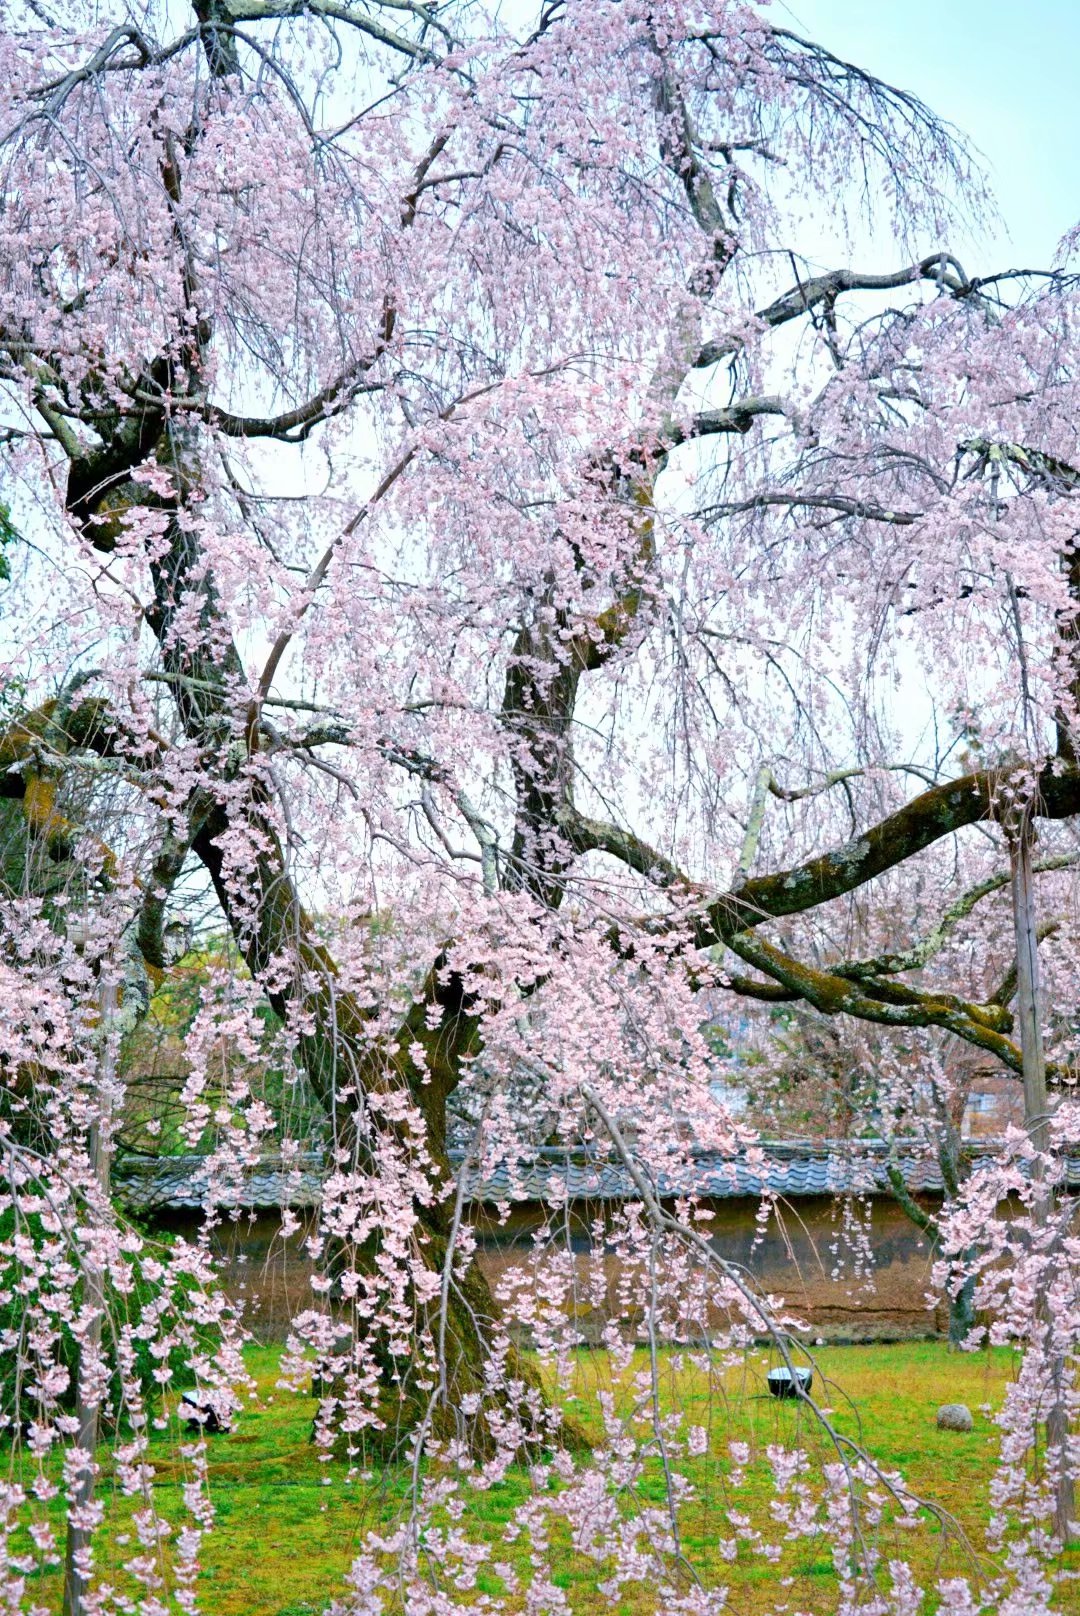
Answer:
[{"xmin": 14, "ymin": 1340, "xmax": 1080, "ymax": 1614}]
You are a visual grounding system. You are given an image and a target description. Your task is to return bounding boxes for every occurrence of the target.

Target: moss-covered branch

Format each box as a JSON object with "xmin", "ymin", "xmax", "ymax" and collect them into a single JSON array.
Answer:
[
  {"xmin": 726, "ymin": 928, "xmax": 1029, "ymax": 1075},
  {"xmin": 697, "ymin": 763, "xmax": 1080, "ymax": 944}
]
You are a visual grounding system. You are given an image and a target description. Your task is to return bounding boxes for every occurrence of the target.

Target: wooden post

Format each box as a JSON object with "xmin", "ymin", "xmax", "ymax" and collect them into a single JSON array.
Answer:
[
  {"xmin": 1009, "ymin": 817, "xmax": 1075, "ymax": 1542},
  {"xmin": 1011, "ymin": 823, "xmax": 1050, "ymax": 1160},
  {"xmin": 62, "ymin": 975, "xmax": 115, "ymax": 1616}
]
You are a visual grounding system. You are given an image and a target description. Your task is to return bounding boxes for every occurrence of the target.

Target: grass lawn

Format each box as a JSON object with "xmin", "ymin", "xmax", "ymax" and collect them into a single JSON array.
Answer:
[{"xmin": 14, "ymin": 1339, "xmax": 1080, "ymax": 1614}]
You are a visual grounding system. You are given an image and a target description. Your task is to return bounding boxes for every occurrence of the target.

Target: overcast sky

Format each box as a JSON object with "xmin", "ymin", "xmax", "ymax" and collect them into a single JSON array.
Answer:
[{"xmin": 780, "ymin": 1, "xmax": 1080, "ymax": 268}]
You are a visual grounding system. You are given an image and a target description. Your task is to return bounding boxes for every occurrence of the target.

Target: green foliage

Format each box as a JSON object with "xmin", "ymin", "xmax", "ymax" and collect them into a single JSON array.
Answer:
[
  {"xmin": 119, "ymin": 946, "xmax": 327, "ymax": 1155},
  {"xmin": 700, "ymin": 1018, "xmax": 734, "ymax": 1061},
  {"xmin": 0, "ymin": 500, "xmax": 16, "ymax": 583},
  {"xmin": 0, "ymin": 1207, "xmax": 222, "ymax": 1432},
  {"xmin": 0, "ymin": 675, "xmax": 26, "ymax": 722}
]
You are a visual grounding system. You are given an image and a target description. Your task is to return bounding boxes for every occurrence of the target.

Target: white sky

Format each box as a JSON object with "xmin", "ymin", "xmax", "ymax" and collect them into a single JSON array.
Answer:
[{"xmin": 781, "ymin": 0, "xmax": 1080, "ymax": 269}]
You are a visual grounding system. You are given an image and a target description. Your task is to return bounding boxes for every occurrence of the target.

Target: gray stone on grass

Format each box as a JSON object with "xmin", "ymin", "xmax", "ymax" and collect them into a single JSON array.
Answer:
[{"xmin": 936, "ymin": 1402, "xmax": 973, "ymax": 1432}]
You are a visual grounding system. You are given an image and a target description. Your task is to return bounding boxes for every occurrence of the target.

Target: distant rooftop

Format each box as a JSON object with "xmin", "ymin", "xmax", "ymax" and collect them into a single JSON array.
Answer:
[{"xmin": 113, "ymin": 1140, "xmax": 1080, "ymax": 1214}]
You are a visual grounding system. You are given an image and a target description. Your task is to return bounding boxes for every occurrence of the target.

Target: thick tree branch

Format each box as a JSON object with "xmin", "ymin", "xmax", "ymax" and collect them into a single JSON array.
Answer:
[
  {"xmin": 557, "ymin": 806, "xmax": 699, "ymax": 893},
  {"xmin": 225, "ymin": 0, "xmax": 439, "ymax": 62},
  {"xmin": 693, "ymin": 255, "xmax": 973, "ymax": 369},
  {"xmin": 727, "ymin": 928, "xmax": 1024, "ymax": 1072},
  {"xmin": 698, "ymin": 490, "xmax": 922, "ymax": 526},
  {"xmin": 570, "ymin": 773, "xmax": 1080, "ymax": 1080},
  {"xmin": 135, "ymin": 371, "xmax": 387, "ymax": 442},
  {"xmin": 562, "ymin": 772, "xmax": 1080, "ymax": 961},
  {"xmin": 673, "ymin": 396, "xmax": 788, "ymax": 441},
  {"xmin": 696, "ymin": 764, "xmax": 1080, "ymax": 946}
]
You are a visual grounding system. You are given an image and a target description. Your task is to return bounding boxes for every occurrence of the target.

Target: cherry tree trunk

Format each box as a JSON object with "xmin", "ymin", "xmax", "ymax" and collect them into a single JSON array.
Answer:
[{"xmin": 190, "ymin": 805, "xmax": 574, "ymax": 1457}]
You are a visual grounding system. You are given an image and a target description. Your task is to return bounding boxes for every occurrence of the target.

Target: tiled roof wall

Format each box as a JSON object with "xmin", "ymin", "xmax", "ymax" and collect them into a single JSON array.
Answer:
[{"xmin": 113, "ymin": 1141, "xmax": 1080, "ymax": 1213}]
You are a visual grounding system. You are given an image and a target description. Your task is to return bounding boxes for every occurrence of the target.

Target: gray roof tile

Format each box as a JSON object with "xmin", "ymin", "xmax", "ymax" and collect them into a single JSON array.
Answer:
[{"xmin": 113, "ymin": 1142, "xmax": 1080, "ymax": 1213}]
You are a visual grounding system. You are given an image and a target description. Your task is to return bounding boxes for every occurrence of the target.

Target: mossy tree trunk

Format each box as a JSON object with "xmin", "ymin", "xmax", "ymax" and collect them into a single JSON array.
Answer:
[{"xmin": 191, "ymin": 799, "xmax": 573, "ymax": 1458}]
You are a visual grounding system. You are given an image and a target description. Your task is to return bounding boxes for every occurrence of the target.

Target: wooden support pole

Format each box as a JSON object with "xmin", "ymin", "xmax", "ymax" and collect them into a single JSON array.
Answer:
[{"xmin": 1009, "ymin": 816, "xmax": 1075, "ymax": 1543}]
